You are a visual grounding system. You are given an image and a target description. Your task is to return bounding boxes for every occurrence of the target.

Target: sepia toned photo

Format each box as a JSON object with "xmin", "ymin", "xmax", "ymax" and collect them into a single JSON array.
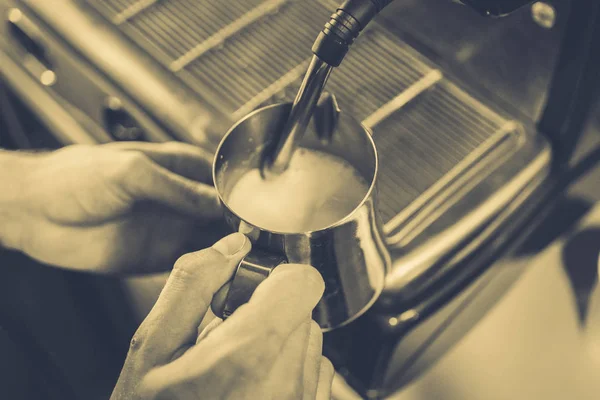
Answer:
[{"xmin": 1, "ymin": 0, "xmax": 599, "ymax": 399}]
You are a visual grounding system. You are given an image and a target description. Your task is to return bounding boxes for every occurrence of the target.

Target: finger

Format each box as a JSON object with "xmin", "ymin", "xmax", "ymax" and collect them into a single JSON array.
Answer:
[
  {"xmin": 162, "ymin": 264, "xmax": 325, "ymax": 383},
  {"xmin": 220, "ymin": 264, "xmax": 325, "ymax": 348},
  {"xmin": 128, "ymin": 233, "xmax": 250, "ymax": 368},
  {"xmin": 122, "ymin": 155, "xmax": 221, "ymax": 219},
  {"xmin": 303, "ymin": 320, "xmax": 324, "ymax": 400},
  {"xmin": 316, "ymin": 357, "xmax": 335, "ymax": 400},
  {"xmin": 264, "ymin": 318, "xmax": 312, "ymax": 399},
  {"xmin": 196, "ymin": 316, "xmax": 223, "ymax": 343},
  {"xmin": 104, "ymin": 141, "xmax": 214, "ymax": 183}
]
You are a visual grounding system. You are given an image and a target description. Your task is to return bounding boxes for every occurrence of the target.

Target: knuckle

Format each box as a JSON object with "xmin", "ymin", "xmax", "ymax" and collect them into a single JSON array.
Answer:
[
  {"xmin": 161, "ymin": 141, "xmax": 187, "ymax": 152},
  {"xmin": 111, "ymin": 152, "xmax": 150, "ymax": 184},
  {"xmin": 173, "ymin": 252, "xmax": 196, "ymax": 271},
  {"xmin": 170, "ymin": 248, "xmax": 228, "ymax": 293},
  {"xmin": 123, "ymin": 152, "xmax": 150, "ymax": 170}
]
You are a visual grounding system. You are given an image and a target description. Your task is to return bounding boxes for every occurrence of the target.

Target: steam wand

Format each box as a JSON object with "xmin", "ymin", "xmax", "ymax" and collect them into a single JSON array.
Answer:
[{"xmin": 262, "ymin": 0, "xmax": 393, "ymax": 176}]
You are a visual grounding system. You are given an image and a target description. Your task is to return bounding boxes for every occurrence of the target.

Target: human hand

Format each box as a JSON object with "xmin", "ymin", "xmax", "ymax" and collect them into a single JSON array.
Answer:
[
  {"xmin": 1, "ymin": 141, "xmax": 227, "ymax": 273},
  {"xmin": 111, "ymin": 233, "xmax": 334, "ymax": 400}
]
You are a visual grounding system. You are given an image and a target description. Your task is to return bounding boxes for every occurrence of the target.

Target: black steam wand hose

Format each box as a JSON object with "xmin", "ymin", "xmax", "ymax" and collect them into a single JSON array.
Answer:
[{"xmin": 262, "ymin": 0, "xmax": 393, "ymax": 175}]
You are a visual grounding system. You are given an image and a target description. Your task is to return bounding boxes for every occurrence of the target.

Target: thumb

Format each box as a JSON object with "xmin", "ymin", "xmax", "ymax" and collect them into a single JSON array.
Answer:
[{"xmin": 129, "ymin": 233, "xmax": 251, "ymax": 367}]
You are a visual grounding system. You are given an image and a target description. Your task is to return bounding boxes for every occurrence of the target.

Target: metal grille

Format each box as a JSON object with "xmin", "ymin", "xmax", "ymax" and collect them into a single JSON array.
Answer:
[
  {"xmin": 374, "ymin": 82, "xmax": 507, "ymax": 222},
  {"xmin": 88, "ymin": 0, "xmax": 141, "ymax": 20},
  {"xmin": 126, "ymin": 0, "xmax": 266, "ymax": 62},
  {"xmin": 263, "ymin": 28, "xmax": 435, "ymax": 122},
  {"xmin": 182, "ymin": 0, "xmax": 332, "ymax": 113}
]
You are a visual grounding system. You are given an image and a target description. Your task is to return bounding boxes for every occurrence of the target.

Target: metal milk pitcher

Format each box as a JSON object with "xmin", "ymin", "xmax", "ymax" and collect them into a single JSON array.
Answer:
[{"xmin": 212, "ymin": 102, "xmax": 390, "ymax": 331}]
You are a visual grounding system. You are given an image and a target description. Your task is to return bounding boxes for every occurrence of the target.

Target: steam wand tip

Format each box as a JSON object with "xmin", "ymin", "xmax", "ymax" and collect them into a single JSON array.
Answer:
[{"xmin": 261, "ymin": 56, "xmax": 333, "ymax": 177}]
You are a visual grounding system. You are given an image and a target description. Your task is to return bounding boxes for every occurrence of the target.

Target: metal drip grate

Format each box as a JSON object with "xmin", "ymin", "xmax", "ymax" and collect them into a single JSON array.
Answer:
[
  {"xmin": 180, "ymin": 0, "xmax": 332, "ymax": 113},
  {"xmin": 88, "ymin": 0, "xmax": 142, "ymax": 20},
  {"xmin": 126, "ymin": 0, "xmax": 266, "ymax": 62},
  {"xmin": 259, "ymin": 28, "xmax": 435, "ymax": 122},
  {"xmin": 373, "ymin": 82, "xmax": 508, "ymax": 223},
  {"xmin": 87, "ymin": 0, "xmax": 269, "ymax": 63}
]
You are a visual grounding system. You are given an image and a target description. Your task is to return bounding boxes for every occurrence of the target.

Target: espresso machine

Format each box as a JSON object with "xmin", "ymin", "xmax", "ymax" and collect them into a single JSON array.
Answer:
[{"xmin": 1, "ymin": 0, "xmax": 599, "ymax": 399}]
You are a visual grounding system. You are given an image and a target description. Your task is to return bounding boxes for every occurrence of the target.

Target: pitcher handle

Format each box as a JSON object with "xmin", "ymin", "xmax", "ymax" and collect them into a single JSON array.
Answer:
[{"xmin": 214, "ymin": 249, "xmax": 287, "ymax": 319}]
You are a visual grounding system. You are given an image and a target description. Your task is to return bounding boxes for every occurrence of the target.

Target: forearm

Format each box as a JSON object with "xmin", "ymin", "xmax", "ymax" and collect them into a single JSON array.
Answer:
[{"xmin": 0, "ymin": 149, "xmax": 39, "ymax": 251}]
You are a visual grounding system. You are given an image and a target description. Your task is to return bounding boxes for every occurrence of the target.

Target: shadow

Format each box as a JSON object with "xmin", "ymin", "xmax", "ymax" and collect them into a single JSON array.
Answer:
[
  {"xmin": 515, "ymin": 196, "xmax": 593, "ymax": 256},
  {"xmin": 561, "ymin": 228, "xmax": 600, "ymax": 326}
]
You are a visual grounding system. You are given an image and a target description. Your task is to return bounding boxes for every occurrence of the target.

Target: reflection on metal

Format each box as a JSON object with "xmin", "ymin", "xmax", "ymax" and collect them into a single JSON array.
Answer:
[
  {"xmin": 388, "ymin": 310, "xmax": 419, "ymax": 327},
  {"xmin": 7, "ymin": 7, "xmax": 21, "ymax": 22},
  {"xmin": 362, "ymin": 70, "xmax": 443, "ymax": 129},
  {"xmin": 169, "ymin": 0, "xmax": 289, "ymax": 71},
  {"xmin": 531, "ymin": 2, "xmax": 556, "ymax": 29},
  {"xmin": 105, "ymin": 96, "xmax": 122, "ymax": 110},
  {"xmin": 0, "ymin": 49, "xmax": 98, "ymax": 145},
  {"xmin": 40, "ymin": 70, "xmax": 56, "ymax": 86},
  {"xmin": 113, "ymin": 0, "xmax": 161, "ymax": 25}
]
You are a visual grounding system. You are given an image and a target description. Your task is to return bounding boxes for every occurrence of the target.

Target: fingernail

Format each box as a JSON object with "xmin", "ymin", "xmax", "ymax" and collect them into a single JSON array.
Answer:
[{"xmin": 212, "ymin": 232, "xmax": 248, "ymax": 256}]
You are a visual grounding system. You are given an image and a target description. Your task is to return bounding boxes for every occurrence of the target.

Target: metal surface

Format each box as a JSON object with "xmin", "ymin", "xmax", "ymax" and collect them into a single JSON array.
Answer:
[
  {"xmin": 221, "ymin": 250, "xmax": 287, "ymax": 318},
  {"xmin": 213, "ymin": 103, "xmax": 391, "ymax": 331},
  {"xmin": 263, "ymin": 56, "xmax": 332, "ymax": 175}
]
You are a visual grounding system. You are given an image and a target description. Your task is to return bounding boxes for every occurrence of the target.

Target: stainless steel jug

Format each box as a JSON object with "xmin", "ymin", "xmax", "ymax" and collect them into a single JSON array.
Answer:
[{"xmin": 212, "ymin": 102, "xmax": 390, "ymax": 331}]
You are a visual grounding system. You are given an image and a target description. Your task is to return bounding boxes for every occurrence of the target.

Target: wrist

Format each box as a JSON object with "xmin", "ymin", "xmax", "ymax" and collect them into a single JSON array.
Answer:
[{"xmin": 0, "ymin": 150, "xmax": 40, "ymax": 251}]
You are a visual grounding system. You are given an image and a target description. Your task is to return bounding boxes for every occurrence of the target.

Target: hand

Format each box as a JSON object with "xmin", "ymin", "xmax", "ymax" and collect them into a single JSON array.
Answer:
[
  {"xmin": 111, "ymin": 233, "xmax": 334, "ymax": 400},
  {"xmin": 2, "ymin": 141, "xmax": 228, "ymax": 273}
]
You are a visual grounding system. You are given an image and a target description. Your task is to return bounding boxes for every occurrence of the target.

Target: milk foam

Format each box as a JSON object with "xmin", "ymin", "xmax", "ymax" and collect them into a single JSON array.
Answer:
[{"xmin": 226, "ymin": 148, "xmax": 370, "ymax": 233}]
